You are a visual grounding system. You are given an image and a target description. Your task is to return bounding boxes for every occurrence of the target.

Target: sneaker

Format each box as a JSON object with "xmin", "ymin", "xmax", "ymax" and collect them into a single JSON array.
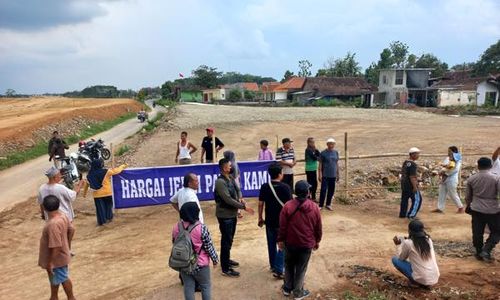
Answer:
[
  {"xmin": 228, "ymin": 259, "xmax": 240, "ymax": 267},
  {"xmin": 272, "ymin": 271, "xmax": 284, "ymax": 279},
  {"xmin": 474, "ymin": 253, "xmax": 484, "ymax": 261},
  {"xmin": 222, "ymin": 269, "xmax": 240, "ymax": 277},
  {"xmin": 294, "ymin": 289, "xmax": 311, "ymax": 300},
  {"xmin": 325, "ymin": 205, "xmax": 333, "ymax": 211},
  {"xmin": 479, "ymin": 250, "xmax": 493, "ymax": 263},
  {"xmin": 281, "ymin": 285, "xmax": 291, "ymax": 296}
]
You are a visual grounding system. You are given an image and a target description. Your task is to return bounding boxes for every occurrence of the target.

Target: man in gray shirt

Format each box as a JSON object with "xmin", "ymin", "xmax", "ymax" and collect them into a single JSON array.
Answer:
[
  {"xmin": 318, "ymin": 138, "xmax": 339, "ymax": 210},
  {"xmin": 465, "ymin": 157, "xmax": 500, "ymax": 262}
]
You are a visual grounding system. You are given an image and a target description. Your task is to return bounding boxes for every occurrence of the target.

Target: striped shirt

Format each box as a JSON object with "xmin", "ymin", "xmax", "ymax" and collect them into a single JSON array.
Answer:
[{"xmin": 276, "ymin": 147, "xmax": 295, "ymax": 175}]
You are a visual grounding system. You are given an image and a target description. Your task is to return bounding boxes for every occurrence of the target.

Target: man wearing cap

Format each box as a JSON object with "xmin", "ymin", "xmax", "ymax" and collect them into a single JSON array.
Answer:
[
  {"xmin": 276, "ymin": 138, "xmax": 296, "ymax": 191},
  {"xmin": 200, "ymin": 127, "xmax": 224, "ymax": 163},
  {"xmin": 465, "ymin": 157, "xmax": 500, "ymax": 262},
  {"xmin": 318, "ymin": 138, "xmax": 340, "ymax": 210},
  {"xmin": 38, "ymin": 167, "xmax": 83, "ymax": 251},
  {"xmin": 399, "ymin": 147, "xmax": 423, "ymax": 219},
  {"xmin": 278, "ymin": 180, "xmax": 322, "ymax": 299}
]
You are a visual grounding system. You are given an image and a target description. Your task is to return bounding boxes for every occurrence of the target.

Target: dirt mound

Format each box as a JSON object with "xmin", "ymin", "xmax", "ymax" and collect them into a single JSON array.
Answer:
[{"xmin": 0, "ymin": 97, "xmax": 143, "ymax": 155}]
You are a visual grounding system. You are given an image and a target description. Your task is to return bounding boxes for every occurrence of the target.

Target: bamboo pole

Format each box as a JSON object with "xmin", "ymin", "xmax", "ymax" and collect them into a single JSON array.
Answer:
[
  {"xmin": 276, "ymin": 135, "xmax": 279, "ymax": 152},
  {"xmin": 292, "ymin": 152, "xmax": 489, "ymax": 162},
  {"xmin": 344, "ymin": 132, "xmax": 348, "ymax": 198},
  {"xmin": 110, "ymin": 143, "xmax": 115, "ymax": 168},
  {"xmin": 212, "ymin": 135, "xmax": 216, "ymax": 162}
]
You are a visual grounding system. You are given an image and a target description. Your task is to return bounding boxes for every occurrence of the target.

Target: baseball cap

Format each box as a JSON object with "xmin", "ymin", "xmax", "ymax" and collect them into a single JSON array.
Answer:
[
  {"xmin": 282, "ymin": 137, "xmax": 293, "ymax": 144},
  {"xmin": 45, "ymin": 166, "xmax": 60, "ymax": 178},
  {"xmin": 206, "ymin": 127, "xmax": 214, "ymax": 132},
  {"xmin": 408, "ymin": 147, "xmax": 421, "ymax": 154},
  {"xmin": 295, "ymin": 180, "xmax": 311, "ymax": 198},
  {"xmin": 326, "ymin": 138, "xmax": 336, "ymax": 144}
]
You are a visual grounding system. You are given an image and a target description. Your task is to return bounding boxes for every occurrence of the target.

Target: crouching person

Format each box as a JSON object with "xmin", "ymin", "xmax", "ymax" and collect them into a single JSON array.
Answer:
[
  {"xmin": 392, "ymin": 220, "xmax": 440, "ymax": 288},
  {"xmin": 171, "ymin": 202, "xmax": 219, "ymax": 300},
  {"xmin": 38, "ymin": 195, "xmax": 76, "ymax": 300}
]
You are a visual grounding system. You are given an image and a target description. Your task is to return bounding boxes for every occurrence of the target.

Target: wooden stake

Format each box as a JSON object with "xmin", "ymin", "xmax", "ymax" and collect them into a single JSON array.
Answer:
[
  {"xmin": 344, "ymin": 132, "xmax": 349, "ymax": 198},
  {"xmin": 276, "ymin": 135, "xmax": 279, "ymax": 152},
  {"xmin": 110, "ymin": 143, "xmax": 115, "ymax": 168},
  {"xmin": 212, "ymin": 135, "xmax": 216, "ymax": 162}
]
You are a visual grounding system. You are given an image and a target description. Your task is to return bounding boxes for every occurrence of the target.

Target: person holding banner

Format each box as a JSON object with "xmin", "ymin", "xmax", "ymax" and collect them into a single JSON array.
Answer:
[
  {"xmin": 200, "ymin": 128, "xmax": 224, "ymax": 163},
  {"xmin": 175, "ymin": 132, "xmax": 197, "ymax": 165},
  {"xmin": 214, "ymin": 158, "xmax": 254, "ymax": 277},
  {"xmin": 84, "ymin": 159, "xmax": 127, "ymax": 226},
  {"xmin": 258, "ymin": 163, "xmax": 292, "ymax": 279}
]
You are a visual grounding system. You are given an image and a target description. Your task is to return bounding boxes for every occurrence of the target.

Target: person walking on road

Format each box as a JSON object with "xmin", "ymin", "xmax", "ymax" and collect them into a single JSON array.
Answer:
[
  {"xmin": 400, "ymin": 147, "xmax": 423, "ymax": 219},
  {"xmin": 276, "ymin": 138, "xmax": 296, "ymax": 191},
  {"xmin": 172, "ymin": 202, "xmax": 219, "ymax": 300},
  {"xmin": 304, "ymin": 137, "xmax": 320, "ymax": 202},
  {"xmin": 38, "ymin": 195, "xmax": 76, "ymax": 300},
  {"xmin": 258, "ymin": 163, "xmax": 292, "ymax": 279},
  {"xmin": 200, "ymin": 128, "xmax": 224, "ymax": 163},
  {"xmin": 433, "ymin": 146, "xmax": 464, "ymax": 213},
  {"xmin": 214, "ymin": 158, "xmax": 254, "ymax": 277},
  {"xmin": 84, "ymin": 159, "xmax": 127, "ymax": 226},
  {"xmin": 391, "ymin": 220, "xmax": 440, "ymax": 288},
  {"xmin": 175, "ymin": 132, "xmax": 197, "ymax": 165},
  {"xmin": 318, "ymin": 138, "xmax": 339, "ymax": 210},
  {"xmin": 48, "ymin": 131, "xmax": 69, "ymax": 167},
  {"xmin": 171, "ymin": 173, "xmax": 204, "ymax": 223},
  {"xmin": 465, "ymin": 157, "xmax": 500, "ymax": 262},
  {"xmin": 278, "ymin": 180, "xmax": 322, "ymax": 299}
]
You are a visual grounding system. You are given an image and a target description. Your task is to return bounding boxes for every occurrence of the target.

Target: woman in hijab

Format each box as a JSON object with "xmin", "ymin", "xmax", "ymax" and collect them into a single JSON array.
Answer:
[
  {"xmin": 84, "ymin": 158, "xmax": 127, "ymax": 226},
  {"xmin": 172, "ymin": 202, "xmax": 219, "ymax": 300},
  {"xmin": 223, "ymin": 150, "xmax": 244, "ymax": 218},
  {"xmin": 433, "ymin": 146, "xmax": 464, "ymax": 213},
  {"xmin": 392, "ymin": 220, "xmax": 440, "ymax": 288}
]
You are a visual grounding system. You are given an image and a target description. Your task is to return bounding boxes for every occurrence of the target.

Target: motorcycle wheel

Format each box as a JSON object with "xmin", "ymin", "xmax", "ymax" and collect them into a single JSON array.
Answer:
[{"xmin": 102, "ymin": 148, "xmax": 111, "ymax": 160}]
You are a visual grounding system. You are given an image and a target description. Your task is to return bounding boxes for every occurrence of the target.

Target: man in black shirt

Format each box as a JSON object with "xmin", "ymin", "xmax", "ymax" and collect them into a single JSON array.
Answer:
[
  {"xmin": 200, "ymin": 127, "xmax": 224, "ymax": 163},
  {"xmin": 400, "ymin": 147, "xmax": 422, "ymax": 219},
  {"xmin": 258, "ymin": 163, "xmax": 292, "ymax": 279}
]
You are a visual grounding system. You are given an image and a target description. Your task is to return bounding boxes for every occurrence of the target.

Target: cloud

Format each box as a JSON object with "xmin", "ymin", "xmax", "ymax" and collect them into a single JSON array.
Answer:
[{"xmin": 0, "ymin": 0, "xmax": 116, "ymax": 31}]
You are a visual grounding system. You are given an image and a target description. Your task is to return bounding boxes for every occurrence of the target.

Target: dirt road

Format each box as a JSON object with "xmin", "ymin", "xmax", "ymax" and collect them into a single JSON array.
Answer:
[
  {"xmin": 0, "ymin": 104, "xmax": 499, "ymax": 299},
  {"xmin": 0, "ymin": 100, "xmax": 162, "ymax": 211}
]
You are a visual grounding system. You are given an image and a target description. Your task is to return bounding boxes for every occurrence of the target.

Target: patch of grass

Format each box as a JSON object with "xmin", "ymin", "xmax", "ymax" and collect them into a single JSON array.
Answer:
[
  {"xmin": 143, "ymin": 112, "xmax": 165, "ymax": 132},
  {"xmin": 115, "ymin": 145, "xmax": 130, "ymax": 156},
  {"xmin": 0, "ymin": 112, "xmax": 136, "ymax": 171},
  {"xmin": 155, "ymin": 98, "xmax": 178, "ymax": 108},
  {"xmin": 342, "ymin": 290, "xmax": 388, "ymax": 300},
  {"xmin": 336, "ymin": 194, "xmax": 354, "ymax": 205}
]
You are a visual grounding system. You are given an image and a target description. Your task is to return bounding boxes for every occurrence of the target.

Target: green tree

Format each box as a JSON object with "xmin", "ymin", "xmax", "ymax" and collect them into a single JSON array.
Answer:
[
  {"xmin": 364, "ymin": 48, "xmax": 394, "ymax": 84},
  {"xmin": 451, "ymin": 62, "xmax": 476, "ymax": 71},
  {"xmin": 5, "ymin": 89, "xmax": 16, "ymax": 96},
  {"xmin": 474, "ymin": 40, "xmax": 500, "ymax": 76},
  {"xmin": 228, "ymin": 89, "xmax": 242, "ymax": 101},
  {"xmin": 298, "ymin": 60, "xmax": 312, "ymax": 77},
  {"xmin": 243, "ymin": 90, "xmax": 255, "ymax": 100},
  {"xmin": 137, "ymin": 88, "xmax": 148, "ymax": 101},
  {"xmin": 389, "ymin": 41, "xmax": 410, "ymax": 68},
  {"xmin": 414, "ymin": 53, "xmax": 449, "ymax": 77},
  {"xmin": 160, "ymin": 81, "xmax": 174, "ymax": 99},
  {"xmin": 192, "ymin": 65, "xmax": 222, "ymax": 88},
  {"xmin": 406, "ymin": 54, "xmax": 417, "ymax": 68},
  {"xmin": 317, "ymin": 52, "xmax": 362, "ymax": 77},
  {"xmin": 281, "ymin": 70, "xmax": 294, "ymax": 82}
]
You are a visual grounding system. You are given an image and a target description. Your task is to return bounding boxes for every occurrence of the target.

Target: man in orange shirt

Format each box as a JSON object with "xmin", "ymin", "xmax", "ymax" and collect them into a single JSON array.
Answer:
[{"xmin": 38, "ymin": 195, "xmax": 76, "ymax": 300}]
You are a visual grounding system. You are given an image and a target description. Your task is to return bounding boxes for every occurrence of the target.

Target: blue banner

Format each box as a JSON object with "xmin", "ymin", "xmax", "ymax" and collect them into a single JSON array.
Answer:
[{"xmin": 112, "ymin": 161, "xmax": 274, "ymax": 209}]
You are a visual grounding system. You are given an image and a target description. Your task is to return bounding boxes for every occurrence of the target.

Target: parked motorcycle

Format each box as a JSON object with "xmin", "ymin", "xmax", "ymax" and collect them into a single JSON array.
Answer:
[
  {"xmin": 55, "ymin": 155, "xmax": 80, "ymax": 189},
  {"xmin": 82, "ymin": 138, "xmax": 111, "ymax": 160},
  {"xmin": 73, "ymin": 151, "xmax": 91, "ymax": 174}
]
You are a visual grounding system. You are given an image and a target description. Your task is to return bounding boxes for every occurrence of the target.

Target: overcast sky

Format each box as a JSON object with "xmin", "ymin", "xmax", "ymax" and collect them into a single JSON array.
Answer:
[{"xmin": 0, "ymin": 0, "xmax": 499, "ymax": 94}]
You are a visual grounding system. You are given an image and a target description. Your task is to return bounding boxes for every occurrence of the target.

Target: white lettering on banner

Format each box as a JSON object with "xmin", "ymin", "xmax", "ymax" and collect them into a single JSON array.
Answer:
[
  {"xmin": 205, "ymin": 175, "xmax": 213, "ymax": 193},
  {"xmin": 173, "ymin": 177, "xmax": 181, "ymax": 194},
  {"xmin": 244, "ymin": 171, "xmax": 269, "ymax": 190},
  {"xmin": 120, "ymin": 178, "xmax": 167, "ymax": 199},
  {"xmin": 197, "ymin": 175, "xmax": 202, "ymax": 193}
]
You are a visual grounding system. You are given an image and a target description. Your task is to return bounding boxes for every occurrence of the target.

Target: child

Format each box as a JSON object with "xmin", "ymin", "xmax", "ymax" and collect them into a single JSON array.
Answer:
[{"xmin": 258, "ymin": 139, "xmax": 274, "ymax": 161}]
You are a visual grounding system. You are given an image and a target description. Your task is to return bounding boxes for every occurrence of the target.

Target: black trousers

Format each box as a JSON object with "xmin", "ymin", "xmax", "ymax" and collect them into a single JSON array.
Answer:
[
  {"xmin": 282, "ymin": 174, "xmax": 294, "ymax": 192},
  {"xmin": 217, "ymin": 217, "xmax": 237, "ymax": 272},
  {"xmin": 471, "ymin": 210, "xmax": 500, "ymax": 254},
  {"xmin": 399, "ymin": 190, "xmax": 422, "ymax": 218},
  {"xmin": 284, "ymin": 245, "xmax": 312, "ymax": 296},
  {"xmin": 319, "ymin": 177, "xmax": 336, "ymax": 207},
  {"xmin": 305, "ymin": 171, "xmax": 318, "ymax": 200}
]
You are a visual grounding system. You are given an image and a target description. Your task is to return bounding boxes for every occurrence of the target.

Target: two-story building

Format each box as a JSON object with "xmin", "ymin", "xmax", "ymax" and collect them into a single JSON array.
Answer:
[{"xmin": 376, "ymin": 68, "xmax": 434, "ymax": 106}]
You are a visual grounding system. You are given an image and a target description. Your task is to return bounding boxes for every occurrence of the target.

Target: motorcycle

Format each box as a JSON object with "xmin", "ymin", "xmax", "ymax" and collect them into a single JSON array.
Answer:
[
  {"xmin": 137, "ymin": 111, "xmax": 148, "ymax": 123},
  {"xmin": 55, "ymin": 155, "xmax": 80, "ymax": 189},
  {"xmin": 73, "ymin": 151, "xmax": 91, "ymax": 174},
  {"xmin": 82, "ymin": 138, "xmax": 111, "ymax": 161}
]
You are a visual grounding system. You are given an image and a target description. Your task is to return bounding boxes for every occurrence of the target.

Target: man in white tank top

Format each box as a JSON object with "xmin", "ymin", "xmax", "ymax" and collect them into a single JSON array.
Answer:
[{"xmin": 175, "ymin": 131, "xmax": 197, "ymax": 165}]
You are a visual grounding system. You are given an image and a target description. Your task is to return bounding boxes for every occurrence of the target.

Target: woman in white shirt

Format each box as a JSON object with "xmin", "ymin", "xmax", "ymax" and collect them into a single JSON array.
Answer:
[{"xmin": 392, "ymin": 220, "xmax": 440, "ymax": 288}]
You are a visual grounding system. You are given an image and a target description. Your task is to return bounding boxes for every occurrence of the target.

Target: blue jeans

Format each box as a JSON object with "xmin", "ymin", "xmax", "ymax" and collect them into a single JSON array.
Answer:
[
  {"xmin": 391, "ymin": 256, "xmax": 413, "ymax": 280},
  {"xmin": 266, "ymin": 226, "xmax": 284, "ymax": 274},
  {"xmin": 217, "ymin": 217, "xmax": 237, "ymax": 272},
  {"xmin": 180, "ymin": 266, "xmax": 211, "ymax": 300}
]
